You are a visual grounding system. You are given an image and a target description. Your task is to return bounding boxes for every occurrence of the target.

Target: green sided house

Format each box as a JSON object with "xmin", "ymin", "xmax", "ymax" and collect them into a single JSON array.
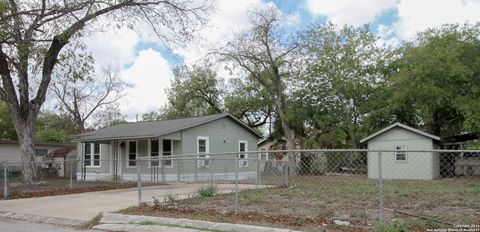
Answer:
[{"xmin": 72, "ymin": 113, "xmax": 262, "ymax": 181}]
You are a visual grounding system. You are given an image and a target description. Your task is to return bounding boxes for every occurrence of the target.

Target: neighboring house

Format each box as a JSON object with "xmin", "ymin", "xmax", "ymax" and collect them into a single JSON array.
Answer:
[
  {"xmin": 72, "ymin": 113, "xmax": 263, "ymax": 181},
  {"xmin": 0, "ymin": 140, "xmax": 76, "ymax": 173},
  {"xmin": 257, "ymin": 136, "xmax": 303, "ymax": 172},
  {"xmin": 360, "ymin": 122, "xmax": 441, "ymax": 180},
  {"xmin": 50, "ymin": 148, "xmax": 77, "ymax": 178}
]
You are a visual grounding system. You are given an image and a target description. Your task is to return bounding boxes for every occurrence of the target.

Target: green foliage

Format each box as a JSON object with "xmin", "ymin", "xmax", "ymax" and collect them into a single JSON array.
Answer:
[
  {"xmin": 389, "ymin": 23, "xmax": 480, "ymax": 136},
  {"xmin": 0, "ymin": 101, "xmax": 16, "ymax": 140},
  {"xmin": 151, "ymin": 64, "xmax": 271, "ymax": 129},
  {"xmin": 34, "ymin": 128, "xmax": 66, "ymax": 143},
  {"xmin": 294, "ymin": 22, "xmax": 389, "ymax": 148},
  {"xmin": 374, "ymin": 222, "xmax": 409, "ymax": 232},
  {"xmin": 164, "ymin": 64, "xmax": 223, "ymax": 119},
  {"xmin": 225, "ymin": 77, "xmax": 272, "ymax": 128},
  {"xmin": 164, "ymin": 194, "xmax": 178, "ymax": 204},
  {"xmin": 242, "ymin": 189, "xmax": 265, "ymax": 205},
  {"xmin": 152, "ymin": 196, "xmax": 161, "ymax": 207},
  {"xmin": 196, "ymin": 184, "xmax": 218, "ymax": 197},
  {"xmin": 34, "ymin": 111, "xmax": 78, "ymax": 142}
]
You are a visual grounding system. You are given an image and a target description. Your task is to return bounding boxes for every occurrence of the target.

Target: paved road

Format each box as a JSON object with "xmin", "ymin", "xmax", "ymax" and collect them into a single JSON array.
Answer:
[{"xmin": 0, "ymin": 217, "xmax": 99, "ymax": 232}]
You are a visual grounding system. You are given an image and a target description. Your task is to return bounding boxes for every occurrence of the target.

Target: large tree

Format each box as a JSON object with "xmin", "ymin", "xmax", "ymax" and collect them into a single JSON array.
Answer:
[
  {"xmin": 149, "ymin": 64, "xmax": 272, "ymax": 129},
  {"xmin": 296, "ymin": 22, "xmax": 388, "ymax": 148},
  {"xmin": 163, "ymin": 64, "xmax": 224, "ymax": 119},
  {"xmin": 51, "ymin": 60, "xmax": 127, "ymax": 133},
  {"xmin": 389, "ymin": 23, "xmax": 480, "ymax": 137},
  {"xmin": 0, "ymin": 0, "xmax": 212, "ymax": 182},
  {"xmin": 216, "ymin": 6, "xmax": 298, "ymax": 153}
]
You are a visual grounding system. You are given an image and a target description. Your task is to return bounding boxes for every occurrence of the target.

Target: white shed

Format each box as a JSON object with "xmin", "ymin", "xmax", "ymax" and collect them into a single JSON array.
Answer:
[{"xmin": 360, "ymin": 123, "xmax": 441, "ymax": 180}]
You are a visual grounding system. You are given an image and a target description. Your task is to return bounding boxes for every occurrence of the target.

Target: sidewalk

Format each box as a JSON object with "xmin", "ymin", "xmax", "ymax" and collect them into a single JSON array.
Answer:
[{"xmin": 95, "ymin": 213, "xmax": 301, "ymax": 232}]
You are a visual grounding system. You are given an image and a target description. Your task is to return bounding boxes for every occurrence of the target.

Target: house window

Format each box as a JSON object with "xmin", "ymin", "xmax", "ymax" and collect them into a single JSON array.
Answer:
[
  {"xmin": 395, "ymin": 146, "xmax": 407, "ymax": 162},
  {"xmin": 128, "ymin": 141, "xmax": 137, "ymax": 167},
  {"xmin": 163, "ymin": 139, "xmax": 172, "ymax": 167},
  {"xmin": 197, "ymin": 137, "xmax": 209, "ymax": 168},
  {"xmin": 260, "ymin": 148, "xmax": 268, "ymax": 160},
  {"xmin": 35, "ymin": 149, "xmax": 48, "ymax": 157},
  {"xmin": 150, "ymin": 139, "xmax": 159, "ymax": 166},
  {"xmin": 238, "ymin": 140, "xmax": 248, "ymax": 167},
  {"xmin": 84, "ymin": 143, "xmax": 101, "ymax": 167},
  {"xmin": 93, "ymin": 143, "xmax": 100, "ymax": 166}
]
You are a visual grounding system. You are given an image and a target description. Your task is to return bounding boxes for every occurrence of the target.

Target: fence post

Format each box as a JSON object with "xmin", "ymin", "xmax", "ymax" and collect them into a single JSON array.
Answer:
[
  {"xmin": 3, "ymin": 161, "xmax": 8, "ymax": 199},
  {"xmin": 377, "ymin": 151, "xmax": 384, "ymax": 223},
  {"xmin": 235, "ymin": 153, "xmax": 239, "ymax": 214},
  {"xmin": 177, "ymin": 160, "xmax": 180, "ymax": 181},
  {"xmin": 283, "ymin": 161, "xmax": 289, "ymax": 187},
  {"xmin": 69, "ymin": 158, "xmax": 74, "ymax": 189},
  {"xmin": 255, "ymin": 158, "xmax": 260, "ymax": 186},
  {"xmin": 136, "ymin": 159, "xmax": 142, "ymax": 205},
  {"xmin": 209, "ymin": 159, "xmax": 214, "ymax": 183},
  {"xmin": 194, "ymin": 159, "xmax": 198, "ymax": 182}
]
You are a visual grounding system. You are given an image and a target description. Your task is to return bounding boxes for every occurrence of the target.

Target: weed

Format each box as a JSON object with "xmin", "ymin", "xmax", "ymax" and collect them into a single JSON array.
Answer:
[
  {"xmin": 79, "ymin": 213, "xmax": 102, "ymax": 229},
  {"xmin": 164, "ymin": 194, "xmax": 178, "ymax": 205},
  {"xmin": 137, "ymin": 220, "xmax": 157, "ymax": 225},
  {"xmin": 196, "ymin": 184, "xmax": 218, "ymax": 197},
  {"xmin": 244, "ymin": 193, "xmax": 264, "ymax": 205},
  {"xmin": 374, "ymin": 221, "xmax": 409, "ymax": 232},
  {"xmin": 152, "ymin": 196, "xmax": 161, "ymax": 207}
]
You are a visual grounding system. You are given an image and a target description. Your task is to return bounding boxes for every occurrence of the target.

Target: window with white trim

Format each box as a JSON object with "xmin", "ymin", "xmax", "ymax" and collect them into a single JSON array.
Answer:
[
  {"xmin": 260, "ymin": 148, "xmax": 268, "ymax": 160},
  {"xmin": 127, "ymin": 141, "xmax": 137, "ymax": 167},
  {"xmin": 197, "ymin": 137, "xmax": 209, "ymax": 168},
  {"xmin": 84, "ymin": 143, "xmax": 101, "ymax": 167},
  {"xmin": 395, "ymin": 145, "xmax": 407, "ymax": 162},
  {"xmin": 238, "ymin": 140, "xmax": 248, "ymax": 167}
]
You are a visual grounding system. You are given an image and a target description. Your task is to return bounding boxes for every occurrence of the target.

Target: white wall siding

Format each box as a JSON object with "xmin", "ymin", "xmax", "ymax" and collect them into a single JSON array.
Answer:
[{"xmin": 367, "ymin": 127, "xmax": 438, "ymax": 180}]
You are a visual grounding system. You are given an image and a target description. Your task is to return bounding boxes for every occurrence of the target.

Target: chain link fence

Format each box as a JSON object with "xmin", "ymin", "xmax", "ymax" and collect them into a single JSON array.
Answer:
[
  {"xmin": 0, "ymin": 158, "xmax": 145, "ymax": 199},
  {"xmin": 134, "ymin": 149, "xmax": 480, "ymax": 229},
  {"xmin": 1, "ymin": 149, "xmax": 479, "ymax": 229}
]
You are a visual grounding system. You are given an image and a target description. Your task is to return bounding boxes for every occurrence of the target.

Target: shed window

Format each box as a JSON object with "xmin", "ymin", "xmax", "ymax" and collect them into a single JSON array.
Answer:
[{"xmin": 395, "ymin": 146, "xmax": 407, "ymax": 162}]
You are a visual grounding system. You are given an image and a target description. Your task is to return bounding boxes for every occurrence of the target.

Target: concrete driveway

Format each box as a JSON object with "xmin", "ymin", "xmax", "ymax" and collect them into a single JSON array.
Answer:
[{"xmin": 0, "ymin": 183, "xmax": 259, "ymax": 222}]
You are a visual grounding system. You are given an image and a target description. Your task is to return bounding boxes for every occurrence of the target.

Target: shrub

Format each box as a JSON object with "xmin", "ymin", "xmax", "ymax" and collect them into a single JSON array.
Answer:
[{"xmin": 196, "ymin": 184, "xmax": 218, "ymax": 197}]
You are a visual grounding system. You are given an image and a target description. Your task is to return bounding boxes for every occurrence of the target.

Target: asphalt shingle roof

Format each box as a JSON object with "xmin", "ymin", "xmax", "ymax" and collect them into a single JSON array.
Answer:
[{"xmin": 73, "ymin": 113, "xmax": 262, "ymax": 142}]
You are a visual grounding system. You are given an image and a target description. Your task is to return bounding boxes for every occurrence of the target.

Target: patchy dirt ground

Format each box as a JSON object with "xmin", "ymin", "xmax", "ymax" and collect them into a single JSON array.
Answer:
[
  {"xmin": 0, "ymin": 179, "xmax": 161, "ymax": 199},
  {"xmin": 121, "ymin": 175, "xmax": 480, "ymax": 231}
]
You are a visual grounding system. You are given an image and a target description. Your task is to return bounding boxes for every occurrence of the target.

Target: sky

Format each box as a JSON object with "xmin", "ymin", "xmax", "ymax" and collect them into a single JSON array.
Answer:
[{"xmin": 79, "ymin": 0, "xmax": 480, "ymax": 121}]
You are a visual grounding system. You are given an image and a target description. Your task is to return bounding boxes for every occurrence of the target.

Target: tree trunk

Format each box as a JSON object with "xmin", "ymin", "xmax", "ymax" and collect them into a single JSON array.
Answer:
[
  {"xmin": 14, "ymin": 120, "xmax": 39, "ymax": 183},
  {"xmin": 342, "ymin": 103, "xmax": 358, "ymax": 149},
  {"xmin": 272, "ymin": 77, "xmax": 296, "ymax": 176}
]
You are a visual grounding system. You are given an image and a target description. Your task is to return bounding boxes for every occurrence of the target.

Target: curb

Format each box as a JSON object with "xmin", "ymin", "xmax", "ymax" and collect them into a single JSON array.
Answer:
[
  {"xmin": 96, "ymin": 213, "xmax": 301, "ymax": 232},
  {"xmin": 0, "ymin": 210, "xmax": 86, "ymax": 227},
  {"xmin": 95, "ymin": 223, "xmax": 200, "ymax": 232}
]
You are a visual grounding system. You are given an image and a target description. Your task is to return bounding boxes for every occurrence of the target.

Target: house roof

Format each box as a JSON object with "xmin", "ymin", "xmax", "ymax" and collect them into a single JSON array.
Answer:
[
  {"xmin": 72, "ymin": 112, "xmax": 263, "ymax": 142},
  {"xmin": 51, "ymin": 147, "xmax": 76, "ymax": 158},
  {"xmin": 0, "ymin": 140, "xmax": 75, "ymax": 147},
  {"xmin": 360, "ymin": 122, "xmax": 441, "ymax": 144}
]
